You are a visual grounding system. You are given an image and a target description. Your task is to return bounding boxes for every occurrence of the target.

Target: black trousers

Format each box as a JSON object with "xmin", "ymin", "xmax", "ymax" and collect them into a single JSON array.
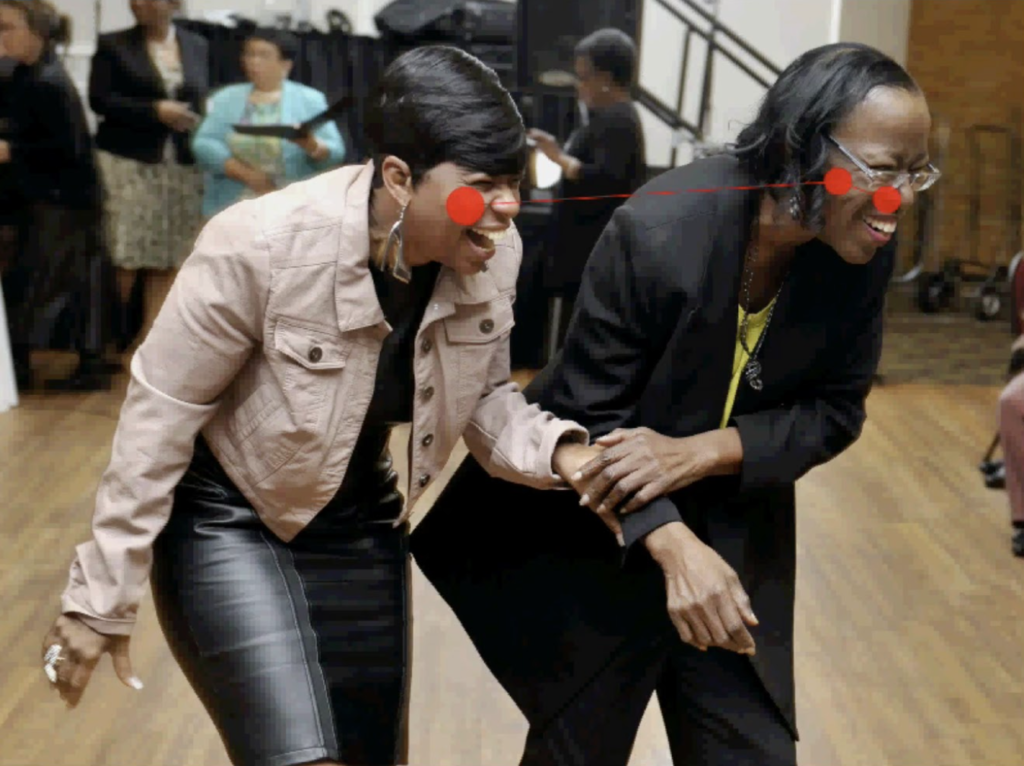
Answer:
[{"xmin": 520, "ymin": 630, "xmax": 796, "ymax": 766}]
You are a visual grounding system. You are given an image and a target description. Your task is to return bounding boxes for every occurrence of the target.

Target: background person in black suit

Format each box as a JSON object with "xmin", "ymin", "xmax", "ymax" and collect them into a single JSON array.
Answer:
[
  {"xmin": 527, "ymin": 28, "xmax": 646, "ymax": 358},
  {"xmin": 0, "ymin": 0, "xmax": 115, "ymax": 391},
  {"xmin": 0, "ymin": 43, "xmax": 16, "ymax": 274},
  {"xmin": 411, "ymin": 43, "xmax": 939, "ymax": 766},
  {"xmin": 89, "ymin": 0, "xmax": 208, "ymax": 356}
]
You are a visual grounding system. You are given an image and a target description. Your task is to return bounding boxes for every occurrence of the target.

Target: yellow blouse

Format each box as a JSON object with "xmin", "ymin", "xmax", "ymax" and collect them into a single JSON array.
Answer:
[{"xmin": 721, "ymin": 299, "xmax": 776, "ymax": 429}]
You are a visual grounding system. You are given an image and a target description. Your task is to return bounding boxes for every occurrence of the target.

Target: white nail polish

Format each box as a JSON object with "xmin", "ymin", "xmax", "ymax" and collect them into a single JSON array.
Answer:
[
  {"xmin": 579, "ymin": 494, "xmax": 589, "ymax": 506},
  {"xmin": 129, "ymin": 677, "xmax": 144, "ymax": 690},
  {"xmin": 571, "ymin": 472, "xmax": 582, "ymax": 482}
]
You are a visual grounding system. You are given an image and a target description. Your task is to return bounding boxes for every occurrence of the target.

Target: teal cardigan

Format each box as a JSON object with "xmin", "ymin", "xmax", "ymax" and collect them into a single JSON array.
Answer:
[{"xmin": 191, "ymin": 80, "xmax": 345, "ymax": 217}]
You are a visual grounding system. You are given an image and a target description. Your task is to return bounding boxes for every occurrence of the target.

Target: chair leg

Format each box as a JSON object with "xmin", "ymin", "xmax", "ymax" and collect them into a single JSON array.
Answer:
[{"xmin": 544, "ymin": 296, "xmax": 564, "ymax": 363}]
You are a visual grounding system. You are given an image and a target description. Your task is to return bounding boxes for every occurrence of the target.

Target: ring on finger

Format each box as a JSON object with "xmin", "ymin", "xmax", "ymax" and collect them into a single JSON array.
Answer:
[{"xmin": 43, "ymin": 644, "xmax": 66, "ymax": 684}]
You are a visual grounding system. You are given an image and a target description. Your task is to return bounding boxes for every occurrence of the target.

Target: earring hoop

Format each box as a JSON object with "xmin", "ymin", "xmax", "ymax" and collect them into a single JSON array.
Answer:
[{"xmin": 381, "ymin": 203, "xmax": 411, "ymax": 283}]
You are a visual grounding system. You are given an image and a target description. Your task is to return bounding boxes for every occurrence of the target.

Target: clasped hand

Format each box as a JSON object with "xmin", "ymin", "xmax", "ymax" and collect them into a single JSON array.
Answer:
[
  {"xmin": 553, "ymin": 428, "xmax": 758, "ymax": 656},
  {"xmin": 574, "ymin": 427, "xmax": 714, "ymax": 517}
]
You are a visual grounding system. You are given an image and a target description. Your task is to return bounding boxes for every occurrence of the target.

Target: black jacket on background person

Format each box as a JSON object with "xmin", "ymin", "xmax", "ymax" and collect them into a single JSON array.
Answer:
[
  {"xmin": 2, "ymin": 50, "xmax": 114, "ymax": 364},
  {"xmin": 89, "ymin": 24, "xmax": 209, "ymax": 165},
  {"xmin": 0, "ymin": 56, "xmax": 17, "ymax": 225},
  {"xmin": 4, "ymin": 50, "xmax": 101, "ymax": 209},
  {"xmin": 544, "ymin": 100, "xmax": 646, "ymax": 296},
  {"xmin": 411, "ymin": 153, "xmax": 894, "ymax": 740}
]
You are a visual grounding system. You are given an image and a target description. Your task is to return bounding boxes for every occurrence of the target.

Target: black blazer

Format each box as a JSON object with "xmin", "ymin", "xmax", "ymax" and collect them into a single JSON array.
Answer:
[
  {"xmin": 89, "ymin": 24, "xmax": 209, "ymax": 164},
  {"xmin": 3, "ymin": 50, "xmax": 102, "ymax": 209},
  {"xmin": 411, "ymin": 154, "xmax": 893, "ymax": 739},
  {"xmin": 0, "ymin": 57, "xmax": 17, "ymax": 220}
]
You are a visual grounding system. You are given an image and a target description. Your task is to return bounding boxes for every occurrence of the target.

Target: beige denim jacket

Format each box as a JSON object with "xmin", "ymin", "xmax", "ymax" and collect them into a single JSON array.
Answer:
[{"xmin": 60, "ymin": 160, "xmax": 587, "ymax": 636}]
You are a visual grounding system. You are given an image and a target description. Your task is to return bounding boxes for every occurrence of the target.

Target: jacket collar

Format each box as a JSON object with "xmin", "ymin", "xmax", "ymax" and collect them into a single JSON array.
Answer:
[{"xmin": 333, "ymin": 160, "xmax": 502, "ymax": 333}]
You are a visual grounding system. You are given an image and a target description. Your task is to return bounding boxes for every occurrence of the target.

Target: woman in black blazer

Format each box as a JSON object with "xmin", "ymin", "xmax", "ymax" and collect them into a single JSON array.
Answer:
[
  {"xmin": 527, "ymin": 28, "xmax": 646, "ymax": 356},
  {"xmin": 0, "ymin": 0, "xmax": 115, "ymax": 391},
  {"xmin": 89, "ymin": 0, "xmax": 208, "ymax": 354},
  {"xmin": 412, "ymin": 43, "xmax": 940, "ymax": 766}
]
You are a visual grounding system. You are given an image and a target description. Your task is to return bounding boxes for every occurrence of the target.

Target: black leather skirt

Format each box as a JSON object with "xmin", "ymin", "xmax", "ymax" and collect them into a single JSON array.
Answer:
[{"xmin": 151, "ymin": 437, "xmax": 411, "ymax": 766}]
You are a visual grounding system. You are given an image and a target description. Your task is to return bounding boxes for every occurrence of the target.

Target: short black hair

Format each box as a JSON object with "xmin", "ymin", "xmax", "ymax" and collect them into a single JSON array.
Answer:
[
  {"xmin": 246, "ymin": 27, "xmax": 299, "ymax": 61},
  {"xmin": 575, "ymin": 28, "xmax": 637, "ymax": 88},
  {"xmin": 731, "ymin": 42, "xmax": 921, "ymax": 231},
  {"xmin": 365, "ymin": 45, "xmax": 527, "ymax": 189}
]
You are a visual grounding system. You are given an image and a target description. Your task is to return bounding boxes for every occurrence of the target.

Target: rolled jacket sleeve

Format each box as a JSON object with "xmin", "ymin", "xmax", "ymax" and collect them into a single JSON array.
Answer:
[
  {"xmin": 463, "ymin": 342, "xmax": 589, "ymax": 489},
  {"xmin": 462, "ymin": 230, "xmax": 588, "ymax": 488},
  {"xmin": 59, "ymin": 203, "xmax": 269, "ymax": 635}
]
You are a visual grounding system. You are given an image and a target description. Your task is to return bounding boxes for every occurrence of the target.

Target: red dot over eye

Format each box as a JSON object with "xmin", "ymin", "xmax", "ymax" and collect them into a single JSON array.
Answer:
[
  {"xmin": 872, "ymin": 186, "xmax": 901, "ymax": 214},
  {"xmin": 824, "ymin": 168, "xmax": 853, "ymax": 196},
  {"xmin": 446, "ymin": 186, "xmax": 486, "ymax": 227}
]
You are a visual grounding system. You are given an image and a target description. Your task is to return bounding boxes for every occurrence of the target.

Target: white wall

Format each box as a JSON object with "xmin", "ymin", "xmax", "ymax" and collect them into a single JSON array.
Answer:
[{"xmin": 635, "ymin": 0, "xmax": 911, "ymax": 167}]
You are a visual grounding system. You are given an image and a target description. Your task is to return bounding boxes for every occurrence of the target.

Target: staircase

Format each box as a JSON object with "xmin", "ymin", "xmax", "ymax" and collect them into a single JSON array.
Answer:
[{"xmin": 633, "ymin": 0, "xmax": 782, "ymax": 168}]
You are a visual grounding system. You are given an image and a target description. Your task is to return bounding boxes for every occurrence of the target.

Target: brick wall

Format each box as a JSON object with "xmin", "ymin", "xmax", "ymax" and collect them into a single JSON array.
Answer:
[{"xmin": 904, "ymin": 0, "xmax": 1024, "ymax": 277}]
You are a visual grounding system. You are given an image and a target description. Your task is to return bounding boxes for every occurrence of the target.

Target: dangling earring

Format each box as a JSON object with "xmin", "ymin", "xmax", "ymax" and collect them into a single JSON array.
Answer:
[
  {"xmin": 381, "ymin": 203, "xmax": 411, "ymax": 283},
  {"xmin": 789, "ymin": 194, "xmax": 801, "ymax": 220}
]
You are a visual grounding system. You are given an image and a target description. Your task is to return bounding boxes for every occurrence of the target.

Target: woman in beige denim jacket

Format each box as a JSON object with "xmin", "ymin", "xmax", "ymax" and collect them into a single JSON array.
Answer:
[{"xmin": 39, "ymin": 46, "xmax": 598, "ymax": 766}]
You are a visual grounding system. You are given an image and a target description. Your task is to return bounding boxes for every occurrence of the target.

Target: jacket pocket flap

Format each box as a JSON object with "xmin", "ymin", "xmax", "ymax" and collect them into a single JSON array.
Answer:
[
  {"xmin": 274, "ymin": 320, "xmax": 350, "ymax": 369},
  {"xmin": 443, "ymin": 299, "xmax": 515, "ymax": 345}
]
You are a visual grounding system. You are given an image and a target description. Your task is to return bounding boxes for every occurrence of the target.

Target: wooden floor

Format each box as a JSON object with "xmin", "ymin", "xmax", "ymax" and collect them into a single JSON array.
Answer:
[{"xmin": 1, "ymin": 361, "xmax": 1022, "ymax": 765}]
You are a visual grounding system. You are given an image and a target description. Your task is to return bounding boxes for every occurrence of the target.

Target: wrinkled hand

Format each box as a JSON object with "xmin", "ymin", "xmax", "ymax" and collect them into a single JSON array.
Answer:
[
  {"xmin": 527, "ymin": 128, "xmax": 562, "ymax": 163},
  {"xmin": 552, "ymin": 440, "xmax": 622, "ymax": 544},
  {"xmin": 155, "ymin": 100, "xmax": 199, "ymax": 132},
  {"xmin": 573, "ymin": 427, "xmax": 714, "ymax": 517},
  {"xmin": 41, "ymin": 614, "xmax": 142, "ymax": 708},
  {"xmin": 288, "ymin": 130, "xmax": 327, "ymax": 160},
  {"xmin": 245, "ymin": 169, "xmax": 277, "ymax": 196},
  {"xmin": 645, "ymin": 522, "xmax": 758, "ymax": 655}
]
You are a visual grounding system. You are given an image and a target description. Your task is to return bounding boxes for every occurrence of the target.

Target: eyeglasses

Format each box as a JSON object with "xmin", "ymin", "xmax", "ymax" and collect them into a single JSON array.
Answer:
[{"xmin": 827, "ymin": 135, "xmax": 942, "ymax": 192}]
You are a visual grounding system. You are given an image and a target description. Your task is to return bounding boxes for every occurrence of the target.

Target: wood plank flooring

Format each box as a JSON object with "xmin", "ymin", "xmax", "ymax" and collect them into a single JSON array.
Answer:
[{"xmin": 1, "ymin": 364, "xmax": 1021, "ymax": 765}]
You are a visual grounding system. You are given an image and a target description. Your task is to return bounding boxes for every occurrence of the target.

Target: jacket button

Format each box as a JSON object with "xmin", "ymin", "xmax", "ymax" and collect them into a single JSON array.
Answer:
[
  {"xmin": 479, "ymin": 318, "xmax": 494, "ymax": 334},
  {"xmin": 418, "ymin": 473, "xmax": 430, "ymax": 487},
  {"xmin": 308, "ymin": 346, "xmax": 323, "ymax": 363},
  {"xmin": 421, "ymin": 434, "xmax": 434, "ymax": 447},
  {"xmin": 422, "ymin": 386, "xmax": 435, "ymax": 401},
  {"xmin": 421, "ymin": 337, "xmax": 433, "ymax": 353}
]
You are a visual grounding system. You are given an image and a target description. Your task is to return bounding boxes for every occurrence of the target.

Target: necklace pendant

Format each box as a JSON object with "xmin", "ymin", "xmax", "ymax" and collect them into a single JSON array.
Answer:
[{"xmin": 744, "ymin": 360, "xmax": 763, "ymax": 391}]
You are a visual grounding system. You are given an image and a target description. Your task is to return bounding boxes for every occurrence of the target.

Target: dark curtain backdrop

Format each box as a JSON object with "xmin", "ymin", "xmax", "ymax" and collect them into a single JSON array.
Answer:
[{"xmin": 0, "ymin": 24, "xmax": 587, "ymax": 366}]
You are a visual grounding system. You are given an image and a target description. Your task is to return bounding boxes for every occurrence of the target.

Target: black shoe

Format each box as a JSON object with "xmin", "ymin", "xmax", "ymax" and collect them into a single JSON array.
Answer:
[
  {"xmin": 14, "ymin": 362, "xmax": 32, "ymax": 391},
  {"xmin": 985, "ymin": 465, "xmax": 1006, "ymax": 489},
  {"xmin": 1013, "ymin": 529, "xmax": 1024, "ymax": 558},
  {"xmin": 44, "ymin": 356, "xmax": 113, "ymax": 392}
]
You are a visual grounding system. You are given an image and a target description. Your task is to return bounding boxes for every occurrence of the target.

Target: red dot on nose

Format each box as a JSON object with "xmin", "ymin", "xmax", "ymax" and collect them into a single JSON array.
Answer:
[
  {"xmin": 446, "ymin": 186, "xmax": 486, "ymax": 227},
  {"xmin": 824, "ymin": 167, "xmax": 853, "ymax": 196},
  {"xmin": 873, "ymin": 186, "xmax": 901, "ymax": 214}
]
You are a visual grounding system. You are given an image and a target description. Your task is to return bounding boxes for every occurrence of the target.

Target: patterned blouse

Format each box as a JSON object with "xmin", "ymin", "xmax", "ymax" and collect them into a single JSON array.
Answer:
[{"xmin": 227, "ymin": 98, "xmax": 285, "ymax": 198}]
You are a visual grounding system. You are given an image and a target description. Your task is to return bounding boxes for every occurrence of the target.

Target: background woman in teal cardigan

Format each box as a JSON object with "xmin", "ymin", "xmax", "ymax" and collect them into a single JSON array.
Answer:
[{"xmin": 191, "ymin": 28, "xmax": 344, "ymax": 218}]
